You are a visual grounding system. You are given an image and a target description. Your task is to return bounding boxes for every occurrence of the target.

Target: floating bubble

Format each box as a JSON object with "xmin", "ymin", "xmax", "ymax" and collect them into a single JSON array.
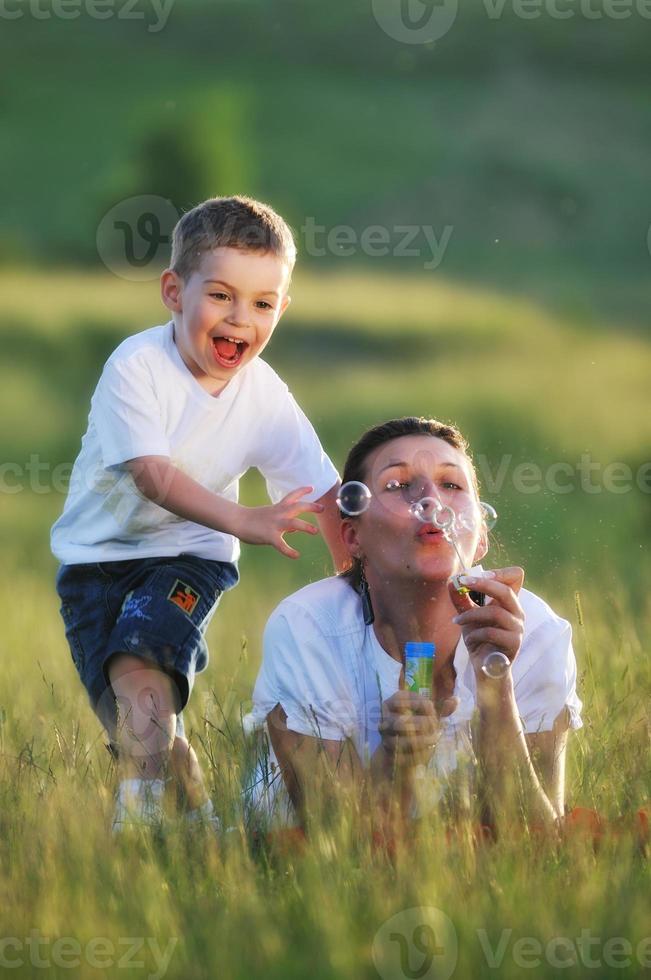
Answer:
[
  {"xmin": 481, "ymin": 651, "xmax": 511, "ymax": 679},
  {"xmin": 455, "ymin": 508, "xmax": 478, "ymax": 532},
  {"xmin": 410, "ymin": 499, "xmax": 426, "ymax": 522},
  {"xmin": 411, "ymin": 497, "xmax": 456, "ymax": 532},
  {"xmin": 433, "ymin": 504, "xmax": 455, "ymax": 532},
  {"xmin": 336, "ymin": 481, "xmax": 372, "ymax": 516},
  {"xmin": 376, "ymin": 475, "xmax": 432, "ymax": 519},
  {"xmin": 410, "ymin": 497, "xmax": 472, "ymax": 569},
  {"xmin": 455, "ymin": 514, "xmax": 473, "ymax": 532},
  {"xmin": 410, "ymin": 497, "xmax": 438, "ymax": 524},
  {"xmin": 480, "ymin": 501, "xmax": 498, "ymax": 530},
  {"xmin": 383, "ymin": 476, "xmax": 429, "ymax": 503}
]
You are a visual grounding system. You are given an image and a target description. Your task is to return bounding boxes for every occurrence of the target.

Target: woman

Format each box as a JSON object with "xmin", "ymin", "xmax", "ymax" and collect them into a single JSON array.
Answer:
[{"xmin": 248, "ymin": 418, "xmax": 582, "ymax": 832}]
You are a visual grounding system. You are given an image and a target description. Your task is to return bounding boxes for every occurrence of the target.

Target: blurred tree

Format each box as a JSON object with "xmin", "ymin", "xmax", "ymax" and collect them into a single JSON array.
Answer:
[
  {"xmin": 133, "ymin": 89, "xmax": 253, "ymax": 213},
  {"xmin": 136, "ymin": 118, "xmax": 215, "ymax": 213}
]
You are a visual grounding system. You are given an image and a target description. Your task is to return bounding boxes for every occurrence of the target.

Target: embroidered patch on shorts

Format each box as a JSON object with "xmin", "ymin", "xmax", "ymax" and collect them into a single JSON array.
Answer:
[
  {"xmin": 168, "ymin": 580, "xmax": 200, "ymax": 616},
  {"xmin": 118, "ymin": 593, "xmax": 153, "ymax": 622}
]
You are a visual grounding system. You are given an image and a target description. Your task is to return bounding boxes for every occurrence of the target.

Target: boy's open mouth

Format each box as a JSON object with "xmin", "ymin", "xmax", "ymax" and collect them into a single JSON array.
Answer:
[{"xmin": 211, "ymin": 336, "xmax": 249, "ymax": 369}]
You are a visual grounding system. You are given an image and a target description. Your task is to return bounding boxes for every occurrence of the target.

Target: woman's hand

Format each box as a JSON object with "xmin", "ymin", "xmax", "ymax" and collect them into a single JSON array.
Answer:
[
  {"xmin": 448, "ymin": 567, "xmax": 525, "ymax": 676},
  {"xmin": 377, "ymin": 690, "xmax": 458, "ymax": 768}
]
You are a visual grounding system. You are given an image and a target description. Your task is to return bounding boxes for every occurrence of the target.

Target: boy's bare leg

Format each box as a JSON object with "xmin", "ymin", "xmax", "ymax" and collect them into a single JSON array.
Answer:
[
  {"xmin": 107, "ymin": 655, "xmax": 217, "ymax": 829},
  {"xmin": 170, "ymin": 736, "xmax": 209, "ymax": 811},
  {"xmin": 108, "ymin": 654, "xmax": 178, "ymax": 780}
]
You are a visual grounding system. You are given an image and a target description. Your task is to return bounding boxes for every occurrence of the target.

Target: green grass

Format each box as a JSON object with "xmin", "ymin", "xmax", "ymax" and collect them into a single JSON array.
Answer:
[
  {"xmin": 3, "ymin": 2, "xmax": 650, "ymax": 973},
  {"xmin": 1, "ymin": 264, "xmax": 650, "ymax": 978},
  {"xmin": 1, "ymin": 562, "xmax": 650, "ymax": 979}
]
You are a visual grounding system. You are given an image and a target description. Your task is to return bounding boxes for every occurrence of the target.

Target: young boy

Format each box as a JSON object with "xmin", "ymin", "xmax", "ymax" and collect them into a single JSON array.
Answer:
[{"xmin": 51, "ymin": 195, "xmax": 347, "ymax": 832}]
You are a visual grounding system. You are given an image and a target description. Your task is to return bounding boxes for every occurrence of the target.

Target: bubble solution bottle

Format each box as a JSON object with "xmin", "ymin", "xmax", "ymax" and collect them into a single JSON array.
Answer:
[
  {"xmin": 403, "ymin": 641, "xmax": 435, "ymax": 697},
  {"xmin": 403, "ymin": 642, "xmax": 436, "ymax": 815},
  {"xmin": 403, "ymin": 641, "xmax": 477, "ymax": 820}
]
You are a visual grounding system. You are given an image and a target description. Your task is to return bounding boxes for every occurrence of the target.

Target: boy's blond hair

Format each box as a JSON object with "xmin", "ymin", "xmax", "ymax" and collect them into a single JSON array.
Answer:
[{"xmin": 171, "ymin": 195, "xmax": 297, "ymax": 281}]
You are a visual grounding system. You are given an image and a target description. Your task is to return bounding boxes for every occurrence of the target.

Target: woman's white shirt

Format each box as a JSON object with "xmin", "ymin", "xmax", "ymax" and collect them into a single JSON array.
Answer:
[{"xmin": 248, "ymin": 576, "xmax": 582, "ymax": 824}]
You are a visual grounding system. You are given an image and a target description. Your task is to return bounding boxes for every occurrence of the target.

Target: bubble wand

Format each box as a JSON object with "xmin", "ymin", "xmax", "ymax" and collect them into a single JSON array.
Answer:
[{"xmin": 336, "ymin": 482, "xmax": 510, "ymax": 679}]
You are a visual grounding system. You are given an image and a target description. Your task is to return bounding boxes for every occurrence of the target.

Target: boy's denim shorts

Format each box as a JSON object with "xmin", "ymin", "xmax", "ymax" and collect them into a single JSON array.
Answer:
[{"xmin": 55, "ymin": 554, "xmax": 239, "ymax": 752}]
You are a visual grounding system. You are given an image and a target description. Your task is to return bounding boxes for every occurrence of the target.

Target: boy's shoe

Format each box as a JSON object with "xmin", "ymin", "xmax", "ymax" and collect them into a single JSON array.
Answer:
[
  {"xmin": 183, "ymin": 798, "xmax": 221, "ymax": 834},
  {"xmin": 112, "ymin": 778, "xmax": 166, "ymax": 834}
]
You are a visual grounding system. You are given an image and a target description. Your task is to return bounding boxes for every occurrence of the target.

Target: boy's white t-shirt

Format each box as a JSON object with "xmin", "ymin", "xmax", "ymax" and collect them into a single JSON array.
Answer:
[
  {"xmin": 247, "ymin": 576, "xmax": 583, "ymax": 824},
  {"xmin": 51, "ymin": 322, "xmax": 339, "ymax": 564}
]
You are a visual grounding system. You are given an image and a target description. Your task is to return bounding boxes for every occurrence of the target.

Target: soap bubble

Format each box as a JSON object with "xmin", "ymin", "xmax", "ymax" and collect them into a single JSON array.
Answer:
[
  {"xmin": 481, "ymin": 651, "xmax": 511, "ymax": 679},
  {"xmin": 480, "ymin": 501, "xmax": 498, "ymax": 530},
  {"xmin": 383, "ymin": 476, "xmax": 430, "ymax": 504},
  {"xmin": 336, "ymin": 481, "xmax": 371, "ymax": 516},
  {"xmin": 455, "ymin": 511, "xmax": 476, "ymax": 532},
  {"xmin": 410, "ymin": 497, "xmax": 438, "ymax": 523},
  {"xmin": 410, "ymin": 497, "xmax": 456, "ymax": 532},
  {"xmin": 375, "ymin": 474, "xmax": 432, "ymax": 519},
  {"xmin": 433, "ymin": 504, "xmax": 455, "ymax": 531}
]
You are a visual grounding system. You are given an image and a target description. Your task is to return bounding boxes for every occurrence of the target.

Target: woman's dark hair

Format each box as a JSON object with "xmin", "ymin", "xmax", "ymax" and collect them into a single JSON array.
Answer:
[{"xmin": 339, "ymin": 417, "xmax": 479, "ymax": 590}]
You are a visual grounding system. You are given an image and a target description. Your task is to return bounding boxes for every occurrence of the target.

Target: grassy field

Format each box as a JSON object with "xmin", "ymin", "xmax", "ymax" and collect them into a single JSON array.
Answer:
[
  {"xmin": 3, "ymin": 1, "xmax": 650, "ymax": 974},
  {"xmin": 0, "ymin": 264, "xmax": 649, "ymax": 978}
]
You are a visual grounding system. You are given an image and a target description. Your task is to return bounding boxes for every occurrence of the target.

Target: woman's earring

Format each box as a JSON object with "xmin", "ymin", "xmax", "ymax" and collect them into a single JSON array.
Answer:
[{"xmin": 359, "ymin": 563, "xmax": 375, "ymax": 626}]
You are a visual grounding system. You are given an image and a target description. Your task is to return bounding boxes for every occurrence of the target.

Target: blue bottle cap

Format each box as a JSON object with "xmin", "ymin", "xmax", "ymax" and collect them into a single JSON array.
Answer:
[{"xmin": 404, "ymin": 642, "xmax": 436, "ymax": 658}]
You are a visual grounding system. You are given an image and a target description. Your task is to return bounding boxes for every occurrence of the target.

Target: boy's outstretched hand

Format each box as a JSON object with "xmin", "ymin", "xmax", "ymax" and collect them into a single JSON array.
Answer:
[
  {"xmin": 236, "ymin": 486, "xmax": 324, "ymax": 559},
  {"xmin": 126, "ymin": 457, "xmax": 327, "ymax": 560}
]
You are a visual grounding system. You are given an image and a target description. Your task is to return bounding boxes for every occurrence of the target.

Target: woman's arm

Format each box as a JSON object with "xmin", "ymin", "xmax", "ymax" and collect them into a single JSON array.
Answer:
[
  {"xmin": 266, "ymin": 693, "xmax": 445, "ymax": 830},
  {"xmin": 474, "ymin": 673, "xmax": 560, "ymax": 827},
  {"xmin": 525, "ymin": 709, "xmax": 572, "ymax": 817},
  {"xmin": 266, "ymin": 703, "xmax": 364, "ymax": 824},
  {"xmin": 450, "ymin": 569, "xmax": 565, "ymax": 829}
]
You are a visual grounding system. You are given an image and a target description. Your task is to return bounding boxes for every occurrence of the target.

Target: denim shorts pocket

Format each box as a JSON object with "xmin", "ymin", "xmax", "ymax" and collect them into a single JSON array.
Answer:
[
  {"xmin": 59, "ymin": 600, "xmax": 87, "ymax": 674},
  {"xmin": 176, "ymin": 555, "xmax": 238, "ymax": 601}
]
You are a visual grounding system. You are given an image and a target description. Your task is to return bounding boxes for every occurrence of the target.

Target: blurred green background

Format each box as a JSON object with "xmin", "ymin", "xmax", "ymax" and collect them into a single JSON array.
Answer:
[
  {"xmin": 2, "ymin": 0, "xmax": 649, "ymax": 597},
  {"xmin": 1, "ymin": 3, "xmax": 651, "ymax": 978}
]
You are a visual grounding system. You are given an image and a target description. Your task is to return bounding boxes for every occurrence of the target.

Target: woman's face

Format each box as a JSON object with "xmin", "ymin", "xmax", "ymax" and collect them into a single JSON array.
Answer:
[{"xmin": 343, "ymin": 434, "xmax": 486, "ymax": 585}]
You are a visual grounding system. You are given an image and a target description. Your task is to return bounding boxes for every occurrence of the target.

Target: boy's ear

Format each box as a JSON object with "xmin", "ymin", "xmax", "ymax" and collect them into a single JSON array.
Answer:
[
  {"xmin": 277, "ymin": 294, "xmax": 291, "ymax": 318},
  {"xmin": 161, "ymin": 269, "xmax": 183, "ymax": 313}
]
